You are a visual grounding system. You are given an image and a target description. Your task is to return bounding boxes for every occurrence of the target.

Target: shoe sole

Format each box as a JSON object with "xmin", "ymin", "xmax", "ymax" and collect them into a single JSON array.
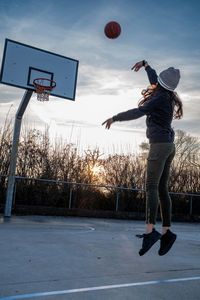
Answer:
[
  {"xmin": 158, "ymin": 235, "xmax": 177, "ymax": 256},
  {"xmin": 139, "ymin": 235, "xmax": 161, "ymax": 256}
]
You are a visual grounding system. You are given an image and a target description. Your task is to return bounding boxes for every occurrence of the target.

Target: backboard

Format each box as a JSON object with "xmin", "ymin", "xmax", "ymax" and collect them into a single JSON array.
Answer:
[{"xmin": 0, "ymin": 39, "xmax": 79, "ymax": 100}]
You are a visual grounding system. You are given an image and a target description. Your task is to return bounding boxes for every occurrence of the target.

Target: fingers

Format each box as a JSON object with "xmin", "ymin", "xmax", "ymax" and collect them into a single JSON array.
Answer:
[
  {"xmin": 131, "ymin": 64, "xmax": 137, "ymax": 70},
  {"xmin": 102, "ymin": 119, "xmax": 110, "ymax": 126},
  {"xmin": 132, "ymin": 64, "xmax": 140, "ymax": 72},
  {"xmin": 105, "ymin": 121, "xmax": 111, "ymax": 129},
  {"xmin": 107, "ymin": 120, "xmax": 112, "ymax": 129},
  {"xmin": 102, "ymin": 118, "xmax": 113, "ymax": 129},
  {"xmin": 131, "ymin": 61, "xmax": 143, "ymax": 72},
  {"xmin": 131, "ymin": 65, "xmax": 139, "ymax": 72},
  {"xmin": 102, "ymin": 121, "xmax": 109, "ymax": 129}
]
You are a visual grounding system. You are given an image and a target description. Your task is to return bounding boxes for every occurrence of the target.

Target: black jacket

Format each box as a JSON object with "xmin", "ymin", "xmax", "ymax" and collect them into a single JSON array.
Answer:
[{"xmin": 112, "ymin": 66, "xmax": 174, "ymax": 144}]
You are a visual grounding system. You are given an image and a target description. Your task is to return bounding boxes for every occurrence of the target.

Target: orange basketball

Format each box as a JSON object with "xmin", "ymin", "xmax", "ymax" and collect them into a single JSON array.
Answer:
[{"xmin": 104, "ymin": 21, "xmax": 121, "ymax": 39}]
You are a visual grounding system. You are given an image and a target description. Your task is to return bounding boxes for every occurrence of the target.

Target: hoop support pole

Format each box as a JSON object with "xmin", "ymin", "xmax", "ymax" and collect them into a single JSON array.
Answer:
[{"xmin": 4, "ymin": 89, "xmax": 33, "ymax": 217}]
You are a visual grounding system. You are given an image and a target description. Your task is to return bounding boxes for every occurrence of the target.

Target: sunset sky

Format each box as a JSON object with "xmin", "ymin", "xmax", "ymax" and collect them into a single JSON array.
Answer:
[{"xmin": 0, "ymin": 0, "xmax": 199, "ymax": 154}]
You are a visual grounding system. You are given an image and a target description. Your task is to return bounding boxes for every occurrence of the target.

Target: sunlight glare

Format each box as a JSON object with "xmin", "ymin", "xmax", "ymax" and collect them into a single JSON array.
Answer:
[{"xmin": 90, "ymin": 165, "xmax": 104, "ymax": 176}]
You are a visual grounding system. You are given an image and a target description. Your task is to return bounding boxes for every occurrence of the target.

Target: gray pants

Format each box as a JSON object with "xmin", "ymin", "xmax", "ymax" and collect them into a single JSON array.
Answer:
[{"xmin": 146, "ymin": 143, "xmax": 175, "ymax": 227}]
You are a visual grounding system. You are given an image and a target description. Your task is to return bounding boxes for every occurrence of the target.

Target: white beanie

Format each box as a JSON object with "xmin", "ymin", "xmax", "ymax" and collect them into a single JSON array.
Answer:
[{"xmin": 158, "ymin": 67, "xmax": 180, "ymax": 91}]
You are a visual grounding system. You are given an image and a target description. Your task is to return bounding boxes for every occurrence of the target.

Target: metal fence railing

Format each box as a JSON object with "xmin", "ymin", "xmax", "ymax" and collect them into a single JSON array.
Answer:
[{"xmin": 0, "ymin": 174, "xmax": 200, "ymax": 215}]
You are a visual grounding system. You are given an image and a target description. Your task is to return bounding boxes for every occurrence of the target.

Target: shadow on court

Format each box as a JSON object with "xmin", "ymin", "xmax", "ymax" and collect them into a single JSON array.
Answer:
[{"xmin": 0, "ymin": 215, "xmax": 200, "ymax": 300}]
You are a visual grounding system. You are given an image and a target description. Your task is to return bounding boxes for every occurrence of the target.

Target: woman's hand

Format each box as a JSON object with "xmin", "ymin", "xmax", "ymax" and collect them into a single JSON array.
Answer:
[
  {"xmin": 131, "ymin": 61, "xmax": 145, "ymax": 72},
  {"xmin": 102, "ymin": 118, "xmax": 114, "ymax": 129}
]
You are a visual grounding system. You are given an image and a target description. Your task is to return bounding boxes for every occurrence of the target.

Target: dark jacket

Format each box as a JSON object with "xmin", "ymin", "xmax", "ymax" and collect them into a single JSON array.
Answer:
[{"xmin": 112, "ymin": 66, "xmax": 175, "ymax": 144}]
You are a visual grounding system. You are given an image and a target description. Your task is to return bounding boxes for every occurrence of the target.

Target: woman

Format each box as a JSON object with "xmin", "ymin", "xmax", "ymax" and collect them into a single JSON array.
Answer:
[{"xmin": 102, "ymin": 60, "xmax": 183, "ymax": 256}]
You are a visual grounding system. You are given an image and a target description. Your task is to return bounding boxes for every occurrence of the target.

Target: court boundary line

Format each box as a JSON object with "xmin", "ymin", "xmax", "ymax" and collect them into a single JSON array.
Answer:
[{"xmin": 1, "ymin": 276, "xmax": 200, "ymax": 299}]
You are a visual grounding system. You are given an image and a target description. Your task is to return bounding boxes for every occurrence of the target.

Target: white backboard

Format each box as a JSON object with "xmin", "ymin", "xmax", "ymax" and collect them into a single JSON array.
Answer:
[{"xmin": 0, "ymin": 39, "xmax": 79, "ymax": 100}]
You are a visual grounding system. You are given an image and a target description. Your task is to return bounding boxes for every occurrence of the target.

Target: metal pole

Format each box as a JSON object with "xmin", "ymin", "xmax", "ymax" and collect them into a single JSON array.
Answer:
[
  {"xmin": 13, "ymin": 181, "xmax": 17, "ymax": 207},
  {"xmin": 69, "ymin": 186, "xmax": 73, "ymax": 209},
  {"xmin": 115, "ymin": 191, "xmax": 119, "ymax": 212},
  {"xmin": 189, "ymin": 196, "xmax": 193, "ymax": 216},
  {"xmin": 4, "ymin": 90, "xmax": 33, "ymax": 217}
]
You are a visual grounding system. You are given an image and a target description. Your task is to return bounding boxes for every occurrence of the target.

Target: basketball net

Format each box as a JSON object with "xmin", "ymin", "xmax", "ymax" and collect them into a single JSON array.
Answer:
[{"xmin": 33, "ymin": 78, "xmax": 56, "ymax": 102}]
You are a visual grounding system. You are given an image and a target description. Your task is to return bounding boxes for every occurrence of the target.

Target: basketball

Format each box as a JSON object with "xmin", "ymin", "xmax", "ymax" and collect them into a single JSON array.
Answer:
[{"xmin": 104, "ymin": 21, "xmax": 121, "ymax": 39}]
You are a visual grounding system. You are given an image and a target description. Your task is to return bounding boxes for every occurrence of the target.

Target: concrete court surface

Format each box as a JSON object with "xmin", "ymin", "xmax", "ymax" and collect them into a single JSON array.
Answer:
[{"xmin": 0, "ymin": 215, "xmax": 200, "ymax": 300}]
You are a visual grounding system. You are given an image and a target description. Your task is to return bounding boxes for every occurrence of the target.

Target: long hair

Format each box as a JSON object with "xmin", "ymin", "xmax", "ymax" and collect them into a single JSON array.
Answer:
[{"xmin": 138, "ymin": 83, "xmax": 183, "ymax": 119}]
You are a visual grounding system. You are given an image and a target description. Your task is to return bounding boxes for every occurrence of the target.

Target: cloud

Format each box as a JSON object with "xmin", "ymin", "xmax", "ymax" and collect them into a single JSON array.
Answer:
[
  {"xmin": 0, "ymin": 86, "xmax": 24, "ymax": 103},
  {"xmin": 0, "ymin": 2, "xmax": 199, "ymax": 154},
  {"xmin": 77, "ymin": 62, "xmax": 151, "ymax": 101}
]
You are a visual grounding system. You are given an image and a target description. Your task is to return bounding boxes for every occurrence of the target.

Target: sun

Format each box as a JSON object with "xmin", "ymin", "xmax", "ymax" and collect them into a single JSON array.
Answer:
[{"xmin": 90, "ymin": 165, "xmax": 104, "ymax": 176}]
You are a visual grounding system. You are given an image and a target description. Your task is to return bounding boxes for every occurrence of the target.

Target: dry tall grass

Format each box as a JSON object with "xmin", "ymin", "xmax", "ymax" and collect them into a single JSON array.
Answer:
[{"xmin": 0, "ymin": 120, "xmax": 200, "ymax": 215}]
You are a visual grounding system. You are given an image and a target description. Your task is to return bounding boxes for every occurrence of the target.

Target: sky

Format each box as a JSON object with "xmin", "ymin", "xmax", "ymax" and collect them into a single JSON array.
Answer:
[{"xmin": 0, "ymin": 0, "xmax": 199, "ymax": 154}]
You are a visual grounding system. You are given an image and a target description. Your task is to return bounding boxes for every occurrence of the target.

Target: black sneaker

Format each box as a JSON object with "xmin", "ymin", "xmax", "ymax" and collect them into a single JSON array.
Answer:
[
  {"xmin": 138, "ymin": 229, "xmax": 161, "ymax": 256},
  {"xmin": 158, "ymin": 229, "xmax": 177, "ymax": 256}
]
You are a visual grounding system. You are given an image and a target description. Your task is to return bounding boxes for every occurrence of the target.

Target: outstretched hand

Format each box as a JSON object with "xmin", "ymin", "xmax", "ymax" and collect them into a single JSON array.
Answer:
[
  {"xmin": 102, "ymin": 118, "xmax": 114, "ymax": 129},
  {"xmin": 131, "ymin": 61, "xmax": 144, "ymax": 72}
]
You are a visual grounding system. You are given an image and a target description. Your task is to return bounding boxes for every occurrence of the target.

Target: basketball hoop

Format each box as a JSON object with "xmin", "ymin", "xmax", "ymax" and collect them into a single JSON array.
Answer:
[{"xmin": 33, "ymin": 78, "xmax": 56, "ymax": 102}]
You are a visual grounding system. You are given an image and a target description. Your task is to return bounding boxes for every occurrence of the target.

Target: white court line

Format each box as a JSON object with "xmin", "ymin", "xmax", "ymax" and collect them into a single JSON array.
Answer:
[
  {"xmin": 0, "ymin": 227, "xmax": 95, "ymax": 235},
  {"xmin": 1, "ymin": 276, "xmax": 200, "ymax": 300}
]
